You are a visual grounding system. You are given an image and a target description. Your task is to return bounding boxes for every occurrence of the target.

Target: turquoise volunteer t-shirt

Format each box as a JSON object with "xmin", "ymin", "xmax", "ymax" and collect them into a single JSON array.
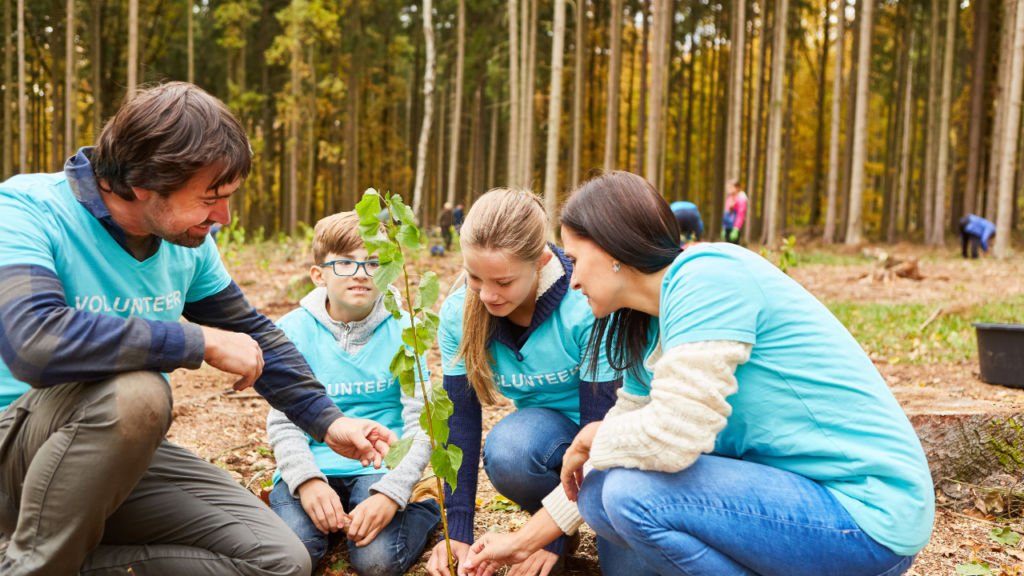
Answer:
[
  {"xmin": 654, "ymin": 243, "xmax": 933, "ymax": 556},
  {"xmin": 0, "ymin": 172, "xmax": 232, "ymax": 410},
  {"xmin": 272, "ymin": 306, "xmax": 426, "ymax": 481},
  {"xmin": 439, "ymin": 283, "xmax": 623, "ymax": 425}
]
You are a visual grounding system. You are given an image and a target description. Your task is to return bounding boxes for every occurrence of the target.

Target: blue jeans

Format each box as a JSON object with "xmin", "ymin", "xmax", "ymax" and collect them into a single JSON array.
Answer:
[
  {"xmin": 269, "ymin": 475, "xmax": 441, "ymax": 576},
  {"xmin": 483, "ymin": 408, "xmax": 660, "ymax": 575},
  {"xmin": 579, "ymin": 455, "xmax": 917, "ymax": 576}
]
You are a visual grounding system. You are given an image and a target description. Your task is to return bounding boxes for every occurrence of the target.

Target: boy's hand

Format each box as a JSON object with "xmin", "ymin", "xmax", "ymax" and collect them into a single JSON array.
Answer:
[
  {"xmin": 201, "ymin": 326, "xmax": 264, "ymax": 391},
  {"xmin": 348, "ymin": 493, "xmax": 398, "ymax": 547},
  {"xmin": 325, "ymin": 418, "xmax": 398, "ymax": 468},
  {"xmin": 297, "ymin": 478, "xmax": 348, "ymax": 534}
]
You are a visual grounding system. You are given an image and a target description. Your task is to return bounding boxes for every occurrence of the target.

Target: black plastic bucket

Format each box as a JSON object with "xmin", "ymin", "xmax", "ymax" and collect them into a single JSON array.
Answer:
[{"xmin": 974, "ymin": 323, "xmax": 1024, "ymax": 388}]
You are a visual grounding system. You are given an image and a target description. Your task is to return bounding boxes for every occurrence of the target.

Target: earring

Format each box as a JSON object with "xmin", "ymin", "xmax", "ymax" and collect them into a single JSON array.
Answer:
[{"xmin": 613, "ymin": 261, "xmax": 620, "ymax": 273}]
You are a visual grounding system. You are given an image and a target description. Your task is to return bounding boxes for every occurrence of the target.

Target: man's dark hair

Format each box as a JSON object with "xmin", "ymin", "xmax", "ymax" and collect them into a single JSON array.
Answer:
[{"xmin": 91, "ymin": 82, "xmax": 252, "ymax": 201}]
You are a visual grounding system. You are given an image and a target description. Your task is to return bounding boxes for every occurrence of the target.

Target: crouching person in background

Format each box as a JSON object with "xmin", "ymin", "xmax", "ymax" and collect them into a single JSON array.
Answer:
[
  {"xmin": 267, "ymin": 212, "xmax": 441, "ymax": 575},
  {"xmin": 0, "ymin": 82, "xmax": 396, "ymax": 576}
]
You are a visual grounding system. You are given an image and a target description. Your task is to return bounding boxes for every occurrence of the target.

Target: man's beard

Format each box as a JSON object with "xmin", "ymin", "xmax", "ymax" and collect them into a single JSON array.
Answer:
[{"xmin": 142, "ymin": 203, "xmax": 212, "ymax": 249}]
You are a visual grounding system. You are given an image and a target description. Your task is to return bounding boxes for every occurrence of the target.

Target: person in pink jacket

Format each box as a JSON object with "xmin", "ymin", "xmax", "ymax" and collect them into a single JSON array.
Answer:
[{"xmin": 722, "ymin": 179, "xmax": 748, "ymax": 244}]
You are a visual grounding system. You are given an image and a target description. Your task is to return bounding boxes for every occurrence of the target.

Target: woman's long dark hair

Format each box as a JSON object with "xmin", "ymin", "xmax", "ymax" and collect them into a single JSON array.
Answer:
[{"xmin": 560, "ymin": 171, "xmax": 682, "ymax": 384}]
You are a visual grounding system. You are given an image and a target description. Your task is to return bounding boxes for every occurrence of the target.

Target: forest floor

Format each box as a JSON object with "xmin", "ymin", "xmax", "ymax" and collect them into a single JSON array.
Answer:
[{"xmin": 166, "ymin": 237, "xmax": 1024, "ymax": 576}]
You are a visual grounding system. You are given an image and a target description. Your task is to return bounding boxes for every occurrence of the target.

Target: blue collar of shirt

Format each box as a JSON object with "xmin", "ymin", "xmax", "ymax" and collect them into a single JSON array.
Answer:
[
  {"xmin": 64, "ymin": 146, "xmax": 161, "ymax": 255},
  {"xmin": 490, "ymin": 243, "xmax": 573, "ymax": 361}
]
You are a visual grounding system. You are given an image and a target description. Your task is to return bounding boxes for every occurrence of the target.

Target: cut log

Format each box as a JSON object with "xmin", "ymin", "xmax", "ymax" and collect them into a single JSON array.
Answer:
[{"xmin": 895, "ymin": 385, "xmax": 1024, "ymax": 486}]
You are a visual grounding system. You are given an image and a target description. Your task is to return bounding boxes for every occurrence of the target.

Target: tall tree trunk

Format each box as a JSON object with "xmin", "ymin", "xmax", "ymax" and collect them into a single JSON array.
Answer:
[
  {"xmin": 436, "ymin": 85, "xmax": 445, "ymax": 220},
  {"xmin": 823, "ymin": 0, "xmax": 845, "ymax": 243},
  {"xmin": 305, "ymin": 44, "xmax": 315, "ymax": 226},
  {"xmin": 884, "ymin": 7, "xmax": 910, "ymax": 244},
  {"xmin": 187, "ymin": 0, "xmax": 193, "ymax": 82},
  {"xmin": 963, "ymin": 0, "xmax": 989, "ymax": 215},
  {"xmin": 897, "ymin": 30, "xmax": 915, "ymax": 236},
  {"xmin": 65, "ymin": 0, "xmax": 74, "ymax": 158},
  {"xmin": 346, "ymin": 1, "xmax": 360, "ymax": 208},
  {"xmin": 810, "ymin": 0, "xmax": 830, "ymax": 227},
  {"xmin": 930, "ymin": 0, "xmax": 956, "ymax": 247},
  {"xmin": 92, "ymin": 0, "xmax": 101, "ymax": 134},
  {"xmin": 3, "ymin": 0, "xmax": 10, "ymax": 178},
  {"xmin": 508, "ymin": 0, "xmax": 520, "ymax": 185},
  {"xmin": 995, "ymin": 0, "xmax": 1024, "ymax": 257},
  {"xmin": 571, "ymin": 0, "xmax": 585, "ymax": 186},
  {"xmin": 518, "ymin": 0, "xmax": 529, "ymax": 181},
  {"xmin": 50, "ymin": 19, "xmax": 62, "ymax": 172},
  {"xmin": 838, "ymin": 0, "xmax": 859, "ymax": 242},
  {"xmin": 646, "ymin": 0, "xmax": 669, "ymax": 183},
  {"xmin": 844, "ymin": 0, "xmax": 873, "ymax": 245},
  {"xmin": 488, "ymin": 100, "xmax": 498, "ymax": 190},
  {"xmin": 470, "ymin": 80, "xmax": 484, "ymax": 200},
  {"xmin": 544, "ymin": 0, "xmax": 566, "ymax": 236},
  {"xmin": 923, "ymin": 0, "xmax": 942, "ymax": 240},
  {"xmin": 746, "ymin": 0, "xmax": 770, "ymax": 243},
  {"xmin": 603, "ymin": 0, "xmax": 622, "ymax": 170},
  {"xmin": 683, "ymin": 43, "xmax": 694, "ymax": 199},
  {"xmin": 763, "ymin": 0, "xmax": 789, "ymax": 245},
  {"xmin": 128, "ymin": 0, "xmax": 137, "ymax": 100},
  {"xmin": 987, "ymin": 0, "xmax": 1015, "ymax": 221},
  {"xmin": 637, "ymin": 0, "xmax": 649, "ymax": 174},
  {"xmin": 17, "ymin": 0, "xmax": 23, "ymax": 174},
  {"xmin": 412, "ymin": 0, "xmax": 435, "ymax": 218},
  {"xmin": 724, "ymin": 0, "xmax": 746, "ymax": 189},
  {"xmin": 288, "ymin": 6, "xmax": 300, "ymax": 235},
  {"xmin": 446, "ymin": 0, "xmax": 465, "ymax": 205},
  {"xmin": 522, "ymin": 0, "xmax": 538, "ymax": 187},
  {"xmin": 779, "ymin": 39, "xmax": 795, "ymax": 231}
]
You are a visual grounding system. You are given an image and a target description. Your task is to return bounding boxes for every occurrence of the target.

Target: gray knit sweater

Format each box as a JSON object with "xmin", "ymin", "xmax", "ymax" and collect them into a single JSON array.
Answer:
[{"xmin": 266, "ymin": 286, "xmax": 432, "ymax": 509}]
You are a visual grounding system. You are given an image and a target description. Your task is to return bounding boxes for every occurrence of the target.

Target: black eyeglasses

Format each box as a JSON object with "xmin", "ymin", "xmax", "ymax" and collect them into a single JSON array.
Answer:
[{"xmin": 318, "ymin": 259, "xmax": 381, "ymax": 277}]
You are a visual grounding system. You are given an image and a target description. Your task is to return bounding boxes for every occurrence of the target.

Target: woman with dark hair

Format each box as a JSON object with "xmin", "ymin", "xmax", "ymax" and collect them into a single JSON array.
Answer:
[{"xmin": 464, "ymin": 171, "xmax": 933, "ymax": 576}]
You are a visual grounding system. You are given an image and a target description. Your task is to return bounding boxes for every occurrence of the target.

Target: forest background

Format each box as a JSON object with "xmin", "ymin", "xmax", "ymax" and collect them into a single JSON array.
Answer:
[{"xmin": 5, "ymin": 0, "xmax": 1024, "ymax": 255}]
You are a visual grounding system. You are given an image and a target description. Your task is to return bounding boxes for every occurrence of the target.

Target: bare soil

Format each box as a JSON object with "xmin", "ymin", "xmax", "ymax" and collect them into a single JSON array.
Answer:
[{"xmin": 165, "ymin": 243, "xmax": 1024, "ymax": 575}]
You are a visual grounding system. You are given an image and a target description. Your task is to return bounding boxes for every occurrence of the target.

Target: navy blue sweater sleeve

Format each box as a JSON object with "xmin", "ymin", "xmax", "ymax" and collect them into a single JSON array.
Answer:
[
  {"xmin": 0, "ymin": 264, "xmax": 205, "ymax": 385},
  {"xmin": 181, "ymin": 281, "xmax": 343, "ymax": 442},
  {"xmin": 442, "ymin": 373, "xmax": 482, "ymax": 544},
  {"xmin": 578, "ymin": 378, "xmax": 623, "ymax": 428}
]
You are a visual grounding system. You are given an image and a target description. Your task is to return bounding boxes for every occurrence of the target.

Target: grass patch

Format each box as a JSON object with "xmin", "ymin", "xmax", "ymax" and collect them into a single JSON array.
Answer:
[{"xmin": 827, "ymin": 295, "xmax": 1024, "ymax": 363}]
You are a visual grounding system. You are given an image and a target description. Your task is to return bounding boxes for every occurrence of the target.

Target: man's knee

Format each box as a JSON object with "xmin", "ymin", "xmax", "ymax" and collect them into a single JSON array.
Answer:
[
  {"xmin": 106, "ymin": 371, "xmax": 173, "ymax": 441},
  {"xmin": 255, "ymin": 532, "xmax": 313, "ymax": 576}
]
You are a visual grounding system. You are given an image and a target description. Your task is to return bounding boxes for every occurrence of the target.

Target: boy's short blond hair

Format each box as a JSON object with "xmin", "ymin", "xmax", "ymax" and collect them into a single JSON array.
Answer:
[{"xmin": 312, "ymin": 212, "xmax": 383, "ymax": 264}]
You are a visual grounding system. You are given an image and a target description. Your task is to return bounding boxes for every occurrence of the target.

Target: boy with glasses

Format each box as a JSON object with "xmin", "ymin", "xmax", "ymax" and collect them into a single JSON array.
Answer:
[{"xmin": 267, "ymin": 212, "xmax": 441, "ymax": 575}]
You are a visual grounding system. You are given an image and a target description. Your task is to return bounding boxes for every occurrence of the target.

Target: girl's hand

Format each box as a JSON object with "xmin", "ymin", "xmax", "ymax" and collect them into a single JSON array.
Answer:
[
  {"xmin": 560, "ymin": 422, "xmax": 601, "ymax": 502},
  {"xmin": 507, "ymin": 548, "xmax": 560, "ymax": 576},
  {"xmin": 426, "ymin": 539, "xmax": 471, "ymax": 576},
  {"xmin": 462, "ymin": 533, "xmax": 536, "ymax": 576},
  {"xmin": 296, "ymin": 478, "xmax": 348, "ymax": 534},
  {"xmin": 348, "ymin": 493, "xmax": 398, "ymax": 547}
]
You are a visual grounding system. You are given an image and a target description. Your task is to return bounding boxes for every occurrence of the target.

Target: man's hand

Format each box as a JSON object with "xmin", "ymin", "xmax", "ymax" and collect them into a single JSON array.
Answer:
[
  {"xmin": 348, "ymin": 493, "xmax": 398, "ymax": 547},
  {"xmin": 427, "ymin": 539, "xmax": 471, "ymax": 576},
  {"xmin": 297, "ymin": 478, "xmax": 348, "ymax": 534},
  {"xmin": 201, "ymin": 326, "xmax": 264, "ymax": 391},
  {"xmin": 560, "ymin": 422, "xmax": 601, "ymax": 502},
  {"xmin": 324, "ymin": 418, "xmax": 398, "ymax": 468}
]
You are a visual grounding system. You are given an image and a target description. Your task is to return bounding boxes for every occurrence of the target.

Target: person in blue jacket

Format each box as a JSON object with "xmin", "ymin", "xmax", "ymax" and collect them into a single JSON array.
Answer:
[
  {"xmin": 462, "ymin": 172, "xmax": 933, "ymax": 576},
  {"xmin": 958, "ymin": 214, "xmax": 996, "ymax": 258},
  {"xmin": 425, "ymin": 188, "xmax": 659, "ymax": 576},
  {"xmin": 670, "ymin": 200, "xmax": 703, "ymax": 243}
]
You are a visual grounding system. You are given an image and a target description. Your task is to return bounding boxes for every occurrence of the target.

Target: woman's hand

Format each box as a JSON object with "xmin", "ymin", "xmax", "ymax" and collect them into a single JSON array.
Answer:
[
  {"xmin": 461, "ymin": 533, "xmax": 537, "ymax": 576},
  {"xmin": 348, "ymin": 493, "xmax": 398, "ymax": 547},
  {"xmin": 426, "ymin": 539, "xmax": 471, "ymax": 576},
  {"xmin": 296, "ymin": 478, "xmax": 348, "ymax": 534},
  {"xmin": 560, "ymin": 422, "xmax": 601, "ymax": 502}
]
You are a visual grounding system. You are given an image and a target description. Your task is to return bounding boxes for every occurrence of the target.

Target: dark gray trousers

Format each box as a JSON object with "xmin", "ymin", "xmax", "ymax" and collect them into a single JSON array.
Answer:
[{"xmin": 0, "ymin": 371, "xmax": 311, "ymax": 576}]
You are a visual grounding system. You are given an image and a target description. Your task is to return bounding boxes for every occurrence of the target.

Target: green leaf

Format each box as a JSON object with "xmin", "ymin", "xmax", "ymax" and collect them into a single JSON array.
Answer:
[
  {"xmin": 486, "ymin": 495, "xmax": 521, "ymax": 512},
  {"xmin": 420, "ymin": 408, "xmax": 449, "ymax": 444},
  {"xmin": 989, "ymin": 527, "xmax": 1021, "ymax": 546},
  {"xmin": 384, "ymin": 436, "xmax": 415, "ymax": 470},
  {"xmin": 389, "ymin": 195, "xmax": 417, "ymax": 225},
  {"xmin": 431, "ymin": 444, "xmax": 463, "ymax": 493},
  {"xmin": 396, "ymin": 224, "xmax": 423, "ymax": 250},
  {"xmin": 330, "ymin": 560, "xmax": 350, "ymax": 572},
  {"xmin": 402, "ymin": 325, "xmax": 433, "ymax": 355},
  {"xmin": 398, "ymin": 369, "xmax": 418, "ymax": 397},
  {"xmin": 355, "ymin": 189, "xmax": 381, "ymax": 224},
  {"xmin": 415, "ymin": 271, "xmax": 440, "ymax": 310},
  {"xmin": 421, "ymin": 308, "xmax": 441, "ymax": 331},
  {"xmin": 955, "ymin": 561, "xmax": 991, "ymax": 575},
  {"xmin": 383, "ymin": 291, "xmax": 402, "ymax": 320},
  {"xmin": 373, "ymin": 259, "xmax": 403, "ymax": 294},
  {"xmin": 389, "ymin": 348, "xmax": 416, "ymax": 377},
  {"xmin": 430, "ymin": 381, "xmax": 454, "ymax": 418}
]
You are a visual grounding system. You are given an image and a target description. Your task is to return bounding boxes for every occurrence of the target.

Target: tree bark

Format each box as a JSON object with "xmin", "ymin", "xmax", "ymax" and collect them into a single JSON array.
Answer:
[
  {"xmin": 65, "ymin": 0, "xmax": 74, "ymax": 158},
  {"xmin": 987, "ymin": 0, "xmax": 1016, "ymax": 222},
  {"xmin": 92, "ymin": 0, "xmax": 101, "ymax": 134},
  {"xmin": 603, "ymin": 0, "xmax": 622, "ymax": 171},
  {"xmin": 128, "ymin": 0, "xmax": 137, "ymax": 100},
  {"xmin": 637, "ymin": 0, "xmax": 649, "ymax": 174},
  {"xmin": 824, "ymin": 0, "xmax": 845, "ymax": 243},
  {"xmin": 994, "ymin": 0, "xmax": 1024, "ymax": 257},
  {"xmin": 810, "ymin": 0, "xmax": 830, "ymax": 227},
  {"xmin": 288, "ymin": 2, "xmax": 300, "ymax": 235},
  {"xmin": 187, "ymin": 0, "xmax": 193, "ymax": 83},
  {"xmin": 571, "ymin": 0, "xmax": 585, "ymax": 186},
  {"xmin": 746, "ymin": 0, "xmax": 770, "ymax": 243},
  {"xmin": 922, "ymin": 0, "xmax": 942, "ymax": 241},
  {"xmin": 646, "ymin": 0, "xmax": 670, "ymax": 184},
  {"xmin": 763, "ymin": 0, "xmax": 789, "ymax": 245},
  {"xmin": 446, "ymin": 0, "xmax": 465, "ymax": 206},
  {"xmin": 3, "ymin": 0, "xmax": 11, "ymax": 178},
  {"xmin": 523, "ymin": 0, "xmax": 538, "ymax": 187},
  {"xmin": 412, "ymin": 0, "xmax": 435, "ymax": 218},
  {"xmin": 507, "ymin": 0, "xmax": 520, "ymax": 186},
  {"xmin": 963, "ymin": 0, "xmax": 989, "ymax": 216},
  {"xmin": 488, "ymin": 100, "xmax": 498, "ymax": 190},
  {"xmin": 345, "ymin": 1, "xmax": 361, "ymax": 209},
  {"xmin": 683, "ymin": 42, "xmax": 694, "ymax": 200},
  {"xmin": 544, "ymin": 0, "xmax": 566, "ymax": 236},
  {"xmin": 305, "ymin": 44, "xmax": 315, "ymax": 226},
  {"xmin": 724, "ymin": 0, "xmax": 746, "ymax": 189},
  {"xmin": 897, "ymin": 31, "xmax": 914, "ymax": 235},
  {"xmin": 930, "ymin": 0, "xmax": 957, "ymax": 247},
  {"xmin": 16, "ymin": 0, "xmax": 23, "ymax": 173},
  {"xmin": 844, "ymin": 0, "xmax": 872, "ymax": 245}
]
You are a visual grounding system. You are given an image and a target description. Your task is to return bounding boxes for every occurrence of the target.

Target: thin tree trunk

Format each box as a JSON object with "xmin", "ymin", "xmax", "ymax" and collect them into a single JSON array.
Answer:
[
  {"xmin": 746, "ymin": 0, "xmax": 770, "ymax": 243},
  {"xmin": 571, "ymin": 0, "xmax": 585, "ymax": 186},
  {"xmin": 446, "ymin": 0, "xmax": 465, "ymax": 206},
  {"xmin": 724, "ymin": 0, "xmax": 746, "ymax": 187},
  {"xmin": 17, "ymin": 0, "xmax": 23, "ymax": 176},
  {"xmin": 603, "ymin": 0, "xmax": 622, "ymax": 171},
  {"xmin": 508, "ymin": 0, "xmax": 520, "ymax": 186},
  {"xmin": 923, "ymin": 0, "xmax": 942, "ymax": 241},
  {"xmin": 128, "ymin": 0, "xmax": 137, "ymax": 100},
  {"xmin": 523, "ymin": 0, "xmax": 538, "ymax": 187},
  {"xmin": 488, "ymin": 101, "xmax": 498, "ymax": 190},
  {"xmin": 436, "ymin": 85, "xmax": 446, "ymax": 219},
  {"xmin": 519, "ymin": 0, "xmax": 529, "ymax": 181},
  {"xmin": 346, "ymin": 2, "xmax": 361, "ymax": 208},
  {"xmin": 844, "ymin": 0, "xmax": 873, "ymax": 245},
  {"xmin": 838, "ymin": 0, "xmax": 859, "ymax": 242},
  {"xmin": 305, "ymin": 44, "xmax": 315, "ymax": 226},
  {"xmin": 823, "ymin": 0, "xmax": 845, "ymax": 243},
  {"xmin": 897, "ymin": 31, "xmax": 915, "ymax": 234},
  {"xmin": 763, "ymin": 0, "xmax": 789, "ymax": 245},
  {"xmin": 994, "ymin": 0, "xmax": 1024, "ymax": 257},
  {"xmin": 470, "ymin": 80, "xmax": 484, "ymax": 200},
  {"xmin": 810, "ymin": 0, "xmax": 830, "ymax": 226},
  {"xmin": 412, "ymin": 0, "xmax": 435, "ymax": 218},
  {"xmin": 288, "ymin": 6, "xmax": 299, "ymax": 235},
  {"xmin": 544, "ymin": 0, "xmax": 566, "ymax": 235},
  {"xmin": 637, "ymin": 0, "xmax": 649, "ymax": 174},
  {"xmin": 779, "ymin": 39, "xmax": 795, "ymax": 231},
  {"xmin": 683, "ymin": 43, "xmax": 694, "ymax": 199},
  {"xmin": 987, "ymin": 0, "xmax": 1015, "ymax": 221},
  {"xmin": 65, "ymin": 0, "xmax": 74, "ymax": 157},
  {"xmin": 92, "ymin": 0, "xmax": 101, "ymax": 134},
  {"xmin": 3, "ymin": 0, "xmax": 11, "ymax": 178},
  {"xmin": 963, "ymin": 0, "xmax": 989, "ymax": 215},
  {"xmin": 930, "ymin": 0, "xmax": 956, "ymax": 247},
  {"xmin": 187, "ymin": 0, "xmax": 193, "ymax": 82},
  {"xmin": 646, "ymin": 0, "xmax": 669, "ymax": 183}
]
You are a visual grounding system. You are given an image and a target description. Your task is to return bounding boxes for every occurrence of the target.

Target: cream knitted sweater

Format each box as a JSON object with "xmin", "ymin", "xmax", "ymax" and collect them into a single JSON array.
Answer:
[{"xmin": 542, "ymin": 339, "xmax": 752, "ymax": 535}]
